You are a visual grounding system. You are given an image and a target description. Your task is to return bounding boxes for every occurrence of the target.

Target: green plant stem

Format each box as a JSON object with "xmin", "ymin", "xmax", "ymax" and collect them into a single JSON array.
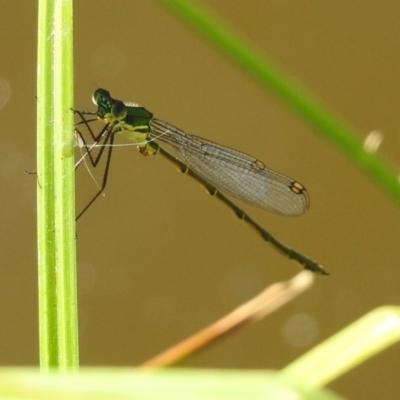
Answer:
[
  {"xmin": 158, "ymin": 0, "xmax": 400, "ymax": 207},
  {"xmin": 280, "ymin": 306, "xmax": 400, "ymax": 387},
  {"xmin": 37, "ymin": 0, "xmax": 78, "ymax": 370}
]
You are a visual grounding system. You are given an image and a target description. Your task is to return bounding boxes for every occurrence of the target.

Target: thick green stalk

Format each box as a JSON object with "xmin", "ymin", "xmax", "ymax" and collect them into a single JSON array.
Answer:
[{"xmin": 37, "ymin": 0, "xmax": 78, "ymax": 370}]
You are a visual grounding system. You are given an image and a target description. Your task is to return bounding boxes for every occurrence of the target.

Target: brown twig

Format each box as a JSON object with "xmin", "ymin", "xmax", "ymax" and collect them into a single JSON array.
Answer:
[{"xmin": 141, "ymin": 271, "xmax": 314, "ymax": 368}]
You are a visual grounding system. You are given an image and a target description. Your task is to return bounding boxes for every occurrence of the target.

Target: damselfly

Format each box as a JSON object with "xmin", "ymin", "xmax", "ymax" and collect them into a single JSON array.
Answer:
[{"xmin": 74, "ymin": 89, "xmax": 328, "ymax": 275}]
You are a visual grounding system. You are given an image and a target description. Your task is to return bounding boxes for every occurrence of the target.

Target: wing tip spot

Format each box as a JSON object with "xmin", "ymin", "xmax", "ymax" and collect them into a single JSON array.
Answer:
[
  {"xmin": 289, "ymin": 181, "xmax": 306, "ymax": 195},
  {"xmin": 252, "ymin": 159, "xmax": 265, "ymax": 171}
]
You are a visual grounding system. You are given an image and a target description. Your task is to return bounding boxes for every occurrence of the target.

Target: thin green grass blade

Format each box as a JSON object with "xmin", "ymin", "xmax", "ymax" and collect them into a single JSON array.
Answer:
[
  {"xmin": 280, "ymin": 306, "xmax": 400, "ymax": 387},
  {"xmin": 157, "ymin": 0, "xmax": 400, "ymax": 207}
]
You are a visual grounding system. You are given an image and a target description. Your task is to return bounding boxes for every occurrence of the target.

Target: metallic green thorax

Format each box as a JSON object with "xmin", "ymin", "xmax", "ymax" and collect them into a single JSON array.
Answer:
[{"xmin": 93, "ymin": 88, "xmax": 157, "ymax": 155}]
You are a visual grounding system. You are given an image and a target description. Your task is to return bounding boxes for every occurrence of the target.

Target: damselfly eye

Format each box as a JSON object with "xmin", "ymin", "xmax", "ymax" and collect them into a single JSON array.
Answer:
[
  {"xmin": 111, "ymin": 100, "xmax": 127, "ymax": 120},
  {"xmin": 92, "ymin": 88, "xmax": 110, "ymax": 106}
]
